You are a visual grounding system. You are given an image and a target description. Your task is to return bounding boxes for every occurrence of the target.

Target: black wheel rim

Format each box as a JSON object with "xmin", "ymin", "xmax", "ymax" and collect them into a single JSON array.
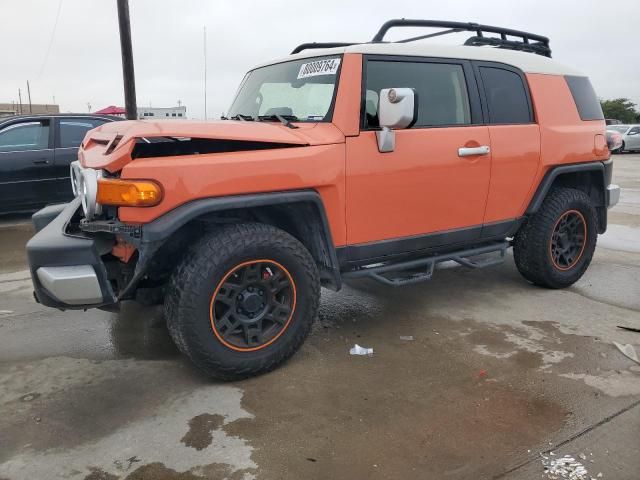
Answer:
[
  {"xmin": 550, "ymin": 210, "xmax": 587, "ymax": 270},
  {"xmin": 209, "ymin": 260, "xmax": 296, "ymax": 351}
]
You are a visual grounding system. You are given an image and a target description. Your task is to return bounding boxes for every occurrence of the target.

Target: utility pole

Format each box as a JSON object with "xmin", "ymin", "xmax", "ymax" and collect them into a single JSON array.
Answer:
[
  {"xmin": 18, "ymin": 89, "xmax": 23, "ymax": 115},
  {"xmin": 117, "ymin": 0, "xmax": 137, "ymax": 120},
  {"xmin": 203, "ymin": 26, "xmax": 207, "ymax": 120},
  {"xmin": 26, "ymin": 81, "xmax": 33, "ymax": 114}
]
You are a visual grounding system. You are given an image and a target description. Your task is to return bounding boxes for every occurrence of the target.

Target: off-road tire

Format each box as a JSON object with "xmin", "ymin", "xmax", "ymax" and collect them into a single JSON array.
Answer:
[
  {"xmin": 513, "ymin": 188, "xmax": 597, "ymax": 289},
  {"xmin": 165, "ymin": 223, "xmax": 320, "ymax": 380}
]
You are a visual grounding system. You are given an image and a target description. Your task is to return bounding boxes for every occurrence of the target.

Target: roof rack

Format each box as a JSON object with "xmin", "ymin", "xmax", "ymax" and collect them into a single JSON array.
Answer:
[
  {"xmin": 373, "ymin": 19, "xmax": 551, "ymax": 57},
  {"xmin": 291, "ymin": 19, "xmax": 551, "ymax": 58}
]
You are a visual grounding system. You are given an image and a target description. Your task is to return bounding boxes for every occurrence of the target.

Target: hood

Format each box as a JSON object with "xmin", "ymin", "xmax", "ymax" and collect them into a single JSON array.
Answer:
[{"xmin": 79, "ymin": 119, "xmax": 345, "ymax": 173}]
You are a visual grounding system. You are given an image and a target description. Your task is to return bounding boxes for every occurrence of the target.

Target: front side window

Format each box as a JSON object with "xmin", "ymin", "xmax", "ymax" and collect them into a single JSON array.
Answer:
[
  {"xmin": 629, "ymin": 126, "xmax": 640, "ymax": 135},
  {"xmin": 227, "ymin": 56, "xmax": 341, "ymax": 122},
  {"xmin": 0, "ymin": 121, "xmax": 49, "ymax": 152},
  {"xmin": 364, "ymin": 60, "xmax": 471, "ymax": 128},
  {"xmin": 59, "ymin": 118, "xmax": 107, "ymax": 148},
  {"xmin": 479, "ymin": 66, "xmax": 532, "ymax": 124}
]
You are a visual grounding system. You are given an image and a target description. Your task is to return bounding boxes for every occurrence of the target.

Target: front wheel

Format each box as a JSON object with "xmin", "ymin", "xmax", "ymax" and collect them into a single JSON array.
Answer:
[
  {"xmin": 513, "ymin": 188, "xmax": 597, "ymax": 289},
  {"xmin": 165, "ymin": 223, "xmax": 320, "ymax": 380}
]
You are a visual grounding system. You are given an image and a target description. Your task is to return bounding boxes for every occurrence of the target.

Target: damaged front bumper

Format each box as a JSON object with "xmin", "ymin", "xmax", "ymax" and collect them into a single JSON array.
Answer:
[{"xmin": 26, "ymin": 198, "xmax": 117, "ymax": 309}]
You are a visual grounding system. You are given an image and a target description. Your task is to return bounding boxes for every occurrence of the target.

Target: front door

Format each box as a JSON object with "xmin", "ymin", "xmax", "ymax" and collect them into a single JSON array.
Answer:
[
  {"xmin": 345, "ymin": 57, "xmax": 491, "ymax": 260},
  {"xmin": 0, "ymin": 118, "xmax": 55, "ymax": 213}
]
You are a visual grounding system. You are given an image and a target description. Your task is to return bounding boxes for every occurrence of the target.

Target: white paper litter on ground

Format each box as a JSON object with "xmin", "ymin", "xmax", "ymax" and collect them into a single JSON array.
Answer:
[
  {"xmin": 349, "ymin": 344, "xmax": 373, "ymax": 356},
  {"xmin": 399, "ymin": 336, "xmax": 414, "ymax": 341},
  {"xmin": 613, "ymin": 342, "xmax": 640, "ymax": 364},
  {"xmin": 542, "ymin": 454, "xmax": 590, "ymax": 479}
]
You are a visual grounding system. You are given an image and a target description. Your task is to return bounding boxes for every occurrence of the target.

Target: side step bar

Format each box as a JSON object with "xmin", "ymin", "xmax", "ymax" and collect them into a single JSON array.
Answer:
[{"xmin": 343, "ymin": 241, "xmax": 510, "ymax": 287}]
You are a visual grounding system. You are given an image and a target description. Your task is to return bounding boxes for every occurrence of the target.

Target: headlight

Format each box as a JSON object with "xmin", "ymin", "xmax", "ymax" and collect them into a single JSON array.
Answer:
[
  {"xmin": 70, "ymin": 161, "xmax": 82, "ymax": 196},
  {"xmin": 70, "ymin": 162, "xmax": 103, "ymax": 220}
]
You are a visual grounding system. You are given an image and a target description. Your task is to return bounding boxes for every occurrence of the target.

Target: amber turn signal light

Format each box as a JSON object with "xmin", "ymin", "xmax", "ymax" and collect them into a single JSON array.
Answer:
[{"xmin": 96, "ymin": 178, "xmax": 162, "ymax": 207}]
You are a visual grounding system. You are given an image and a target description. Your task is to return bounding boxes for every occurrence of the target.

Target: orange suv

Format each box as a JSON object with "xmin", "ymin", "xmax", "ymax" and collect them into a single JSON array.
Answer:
[{"xmin": 27, "ymin": 20, "xmax": 620, "ymax": 379}]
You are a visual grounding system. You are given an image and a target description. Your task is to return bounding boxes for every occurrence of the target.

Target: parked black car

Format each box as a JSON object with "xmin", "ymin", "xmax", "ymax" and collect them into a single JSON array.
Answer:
[{"xmin": 0, "ymin": 114, "xmax": 121, "ymax": 214}]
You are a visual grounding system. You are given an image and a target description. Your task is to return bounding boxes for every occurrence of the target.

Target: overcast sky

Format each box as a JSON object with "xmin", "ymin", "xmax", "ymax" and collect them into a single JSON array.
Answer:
[{"xmin": 1, "ymin": 0, "xmax": 638, "ymax": 119}]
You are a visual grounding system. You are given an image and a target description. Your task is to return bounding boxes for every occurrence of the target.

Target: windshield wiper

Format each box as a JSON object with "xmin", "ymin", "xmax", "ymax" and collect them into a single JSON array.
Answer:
[
  {"xmin": 225, "ymin": 114, "xmax": 254, "ymax": 121},
  {"xmin": 258, "ymin": 114, "xmax": 299, "ymax": 129}
]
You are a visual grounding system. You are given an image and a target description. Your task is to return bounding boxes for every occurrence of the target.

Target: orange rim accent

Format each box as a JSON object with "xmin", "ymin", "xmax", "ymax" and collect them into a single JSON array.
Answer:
[
  {"xmin": 208, "ymin": 259, "xmax": 297, "ymax": 352},
  {"xmin": 549, "ymin": 209, "xmax": 587, "ymax": 271}
]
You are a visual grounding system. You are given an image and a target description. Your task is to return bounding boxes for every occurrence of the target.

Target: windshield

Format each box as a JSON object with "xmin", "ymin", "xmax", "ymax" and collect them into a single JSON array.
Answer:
[
  {"xmin": 227, "ymin": 56, "xmax": 342, "ymax": 122},
  {"xmin": 608, "ymin": 125, "xmax": 629, "ymax": 133}
]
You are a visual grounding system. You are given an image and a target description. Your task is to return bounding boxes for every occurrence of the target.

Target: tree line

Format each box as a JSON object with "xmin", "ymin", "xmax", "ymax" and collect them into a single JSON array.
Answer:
[{"xmin": 601, "ymin": 98, "xmax": 640, "ymax": 123}]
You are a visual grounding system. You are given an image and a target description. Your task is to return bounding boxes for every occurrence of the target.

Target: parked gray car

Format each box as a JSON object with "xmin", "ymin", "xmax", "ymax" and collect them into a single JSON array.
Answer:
[{"xmin": 608, "ymin": 124, "xmax": 640, "ymax": 153}]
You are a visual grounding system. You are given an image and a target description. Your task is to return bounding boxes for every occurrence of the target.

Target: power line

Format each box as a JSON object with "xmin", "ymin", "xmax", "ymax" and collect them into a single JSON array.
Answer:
[{"xmin": 35, "ymin": 0, "xmax": 63, "ymax": 82}]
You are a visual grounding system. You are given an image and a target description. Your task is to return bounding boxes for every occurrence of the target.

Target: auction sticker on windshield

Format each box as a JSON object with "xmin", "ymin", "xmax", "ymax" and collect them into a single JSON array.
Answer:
[{"xmin": 297, "ymin": 58, "xmax": 341, "ymax": 79}]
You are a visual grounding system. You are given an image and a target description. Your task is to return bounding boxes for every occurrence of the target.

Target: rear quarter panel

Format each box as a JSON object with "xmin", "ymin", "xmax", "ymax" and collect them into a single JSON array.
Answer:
[{"xmin": 520, "ymin": 73, "xmax": 608, "ymax": 213}]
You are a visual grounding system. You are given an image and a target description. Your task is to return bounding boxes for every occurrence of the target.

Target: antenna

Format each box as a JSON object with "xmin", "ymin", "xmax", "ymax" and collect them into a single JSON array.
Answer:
[{"xmin": 203, "ymin": 26, "xmax": 207, "ymax": 120}]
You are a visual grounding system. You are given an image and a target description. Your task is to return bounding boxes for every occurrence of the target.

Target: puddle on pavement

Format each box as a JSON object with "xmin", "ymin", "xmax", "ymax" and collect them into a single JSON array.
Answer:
[
  {"xmin": 180, "ymin": 414, "xmax": 225, "ymax": 451},
  {"xmin": 0, "ymin": 220, "xmax": 33, "ymax": 274},
  {"xmin": 108, "ymin": 302, "xmax": 180, "ymax": 361},
  {"xmin": 0, "ymin": 358, "xmax": 256, "ymax": 479},
  {"xmin": 225, "ymin": 309, "xmax": 569, "ymax": 480}
]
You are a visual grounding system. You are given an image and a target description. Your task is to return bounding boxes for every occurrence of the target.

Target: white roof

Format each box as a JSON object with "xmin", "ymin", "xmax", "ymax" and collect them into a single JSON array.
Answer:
[{"xmin": 256, "ymin": 43, "xmax": 583, "ymax": 76}]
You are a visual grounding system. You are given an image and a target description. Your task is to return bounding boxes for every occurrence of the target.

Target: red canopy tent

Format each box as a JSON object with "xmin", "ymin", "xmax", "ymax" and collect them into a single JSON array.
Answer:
[{"xmin": 93, "ymin": 106, "xmax": 126, "ymax": 116}]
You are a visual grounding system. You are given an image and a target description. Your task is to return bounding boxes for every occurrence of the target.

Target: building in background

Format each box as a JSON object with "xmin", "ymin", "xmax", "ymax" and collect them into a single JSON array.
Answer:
[
  {"xmin": 0, "ymin": 103, "xmax": 60, "ymax": 117},
  {"xmin": 137, "ymin": 106, "xmax": 187, "ymax": 120},
  {"xmin": 93, "ymin": 105, "xmax": 187, "ymax": 120}
]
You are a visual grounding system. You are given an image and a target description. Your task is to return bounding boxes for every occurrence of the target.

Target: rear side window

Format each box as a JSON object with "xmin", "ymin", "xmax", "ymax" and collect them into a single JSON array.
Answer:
[
  {"xmin": 365, "ymin": 61, "xmax": 471, "ymax": 128},
  {"xmin": 58, "ymin": 118, "xmax": 108, "ymax": 148},
  {"xmin": 479, "ymin": 67, "xmax": 532, "ymax": 124},
  {"xmin": 565, "ymin": 76, "xmax": 604, "ymax": 121}
]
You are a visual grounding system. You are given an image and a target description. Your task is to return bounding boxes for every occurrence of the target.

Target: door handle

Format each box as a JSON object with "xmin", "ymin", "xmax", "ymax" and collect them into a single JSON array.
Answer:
[
  {"xmin": 32, "ymin": 159, "xmax": 50, "ymax": 165},
  {"xmin": 458, "ymin": 145, "xmax": 490, "ymax": 157}
]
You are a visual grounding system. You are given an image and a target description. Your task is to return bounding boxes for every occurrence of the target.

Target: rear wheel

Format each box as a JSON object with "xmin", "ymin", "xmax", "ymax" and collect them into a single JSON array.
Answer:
[
  {"xmin": 513, "ymin": 188, "xmax": 597, "ymax": 289},
  {"xmin": 165, "ymin": 223, "xmax": 320, "ymax": 380}
]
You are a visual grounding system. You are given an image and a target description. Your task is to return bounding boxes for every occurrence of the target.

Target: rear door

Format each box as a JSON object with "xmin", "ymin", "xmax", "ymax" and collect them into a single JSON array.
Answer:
[
  {"xmin": 0, "ymin": 118, "xmax": 55, "ymax": 212},
  {"xmin": 472, "ymin": 62, "xmax": 540, "ymax": 229},
  {"xmin": 53, "ymin": 116, "xmax": 112, "ymax": 202}
]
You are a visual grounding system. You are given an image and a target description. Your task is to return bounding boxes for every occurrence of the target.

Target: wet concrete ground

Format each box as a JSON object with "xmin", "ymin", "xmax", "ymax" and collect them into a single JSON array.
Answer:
[{"xmin": 1, "ymin": 155, "xmax": 639, "ymax": 480}]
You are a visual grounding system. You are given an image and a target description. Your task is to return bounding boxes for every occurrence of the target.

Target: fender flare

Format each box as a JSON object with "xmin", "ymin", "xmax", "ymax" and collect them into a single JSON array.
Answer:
[
  {"xmin": 525, "ymin": 160, "xmax": 608, "ymax": 214},
  {"xmin": 138, "ymin": 190, "xmax": 342, "ymax": 290}
]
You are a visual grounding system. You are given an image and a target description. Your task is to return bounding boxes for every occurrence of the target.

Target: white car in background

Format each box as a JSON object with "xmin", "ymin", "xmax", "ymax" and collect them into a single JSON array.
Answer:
[{"xmin": 608, "ymin": 124, "xmax": 640, "ymax": 153}]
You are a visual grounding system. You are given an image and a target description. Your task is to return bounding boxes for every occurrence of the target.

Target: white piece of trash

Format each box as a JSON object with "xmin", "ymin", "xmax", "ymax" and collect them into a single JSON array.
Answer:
[
  {"xmin": 613, "ymin": 342, "xmax": 640, "ymax": 364},
  {"xmin": 399, "ymin": 335, "xmax": 414, "ymax": 341},
  {"xmin": 350, "ymin": 344, "xmax": 373, "ymax": 356}
]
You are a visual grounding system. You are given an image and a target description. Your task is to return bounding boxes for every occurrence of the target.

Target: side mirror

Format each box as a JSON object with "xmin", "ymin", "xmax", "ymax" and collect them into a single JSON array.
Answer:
[{"xmin": 376, "ymin": 88, "xmax": 417, "ymax": 153}]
